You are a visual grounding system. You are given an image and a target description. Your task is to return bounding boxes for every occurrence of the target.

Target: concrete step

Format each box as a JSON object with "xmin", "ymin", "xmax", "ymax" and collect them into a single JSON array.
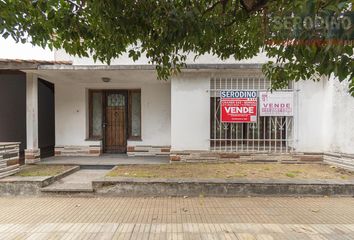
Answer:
[
  {"xmin": 41, "ymin": 183, "xmax": 94, "ymax": 194},
  {"xmin": 41, "ymin": 180, "xmax": 95, "ymax": 194},
  {"xmin": 41, "ymin": 187, "xmax": 94, "ymax": 193},
  {"xmin": 40, "ymin": 169, "xmax": 109, "ymax": 194},
  {"xmin": 0, "ymin": 164, "xmax": 19, "ymax": 173}
]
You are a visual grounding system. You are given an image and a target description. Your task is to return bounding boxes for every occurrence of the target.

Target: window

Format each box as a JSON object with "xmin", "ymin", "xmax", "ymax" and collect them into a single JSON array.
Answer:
[
  {"xmin": 107, "ymin": 93, "xmax": 125, "ymax": 107},
  {"xmin": 89, "ymin": 90, "xmax": 103, "ymax": 139},
  {"xmin": 128, "ymin": 90, "xmax": 142, "ymax": 140},
  {"xmin": 88, "ymin": 89, "xmax": 141, "ymax": 140},
  {"xmin": 210, "ymin": 77, "xmax": 294, "ymax": 153}
]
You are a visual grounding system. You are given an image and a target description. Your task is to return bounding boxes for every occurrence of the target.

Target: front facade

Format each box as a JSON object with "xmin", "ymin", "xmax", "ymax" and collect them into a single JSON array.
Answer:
[{"xmin": 1, "ymin": 51, "xmax": 354, "ymax": 169}]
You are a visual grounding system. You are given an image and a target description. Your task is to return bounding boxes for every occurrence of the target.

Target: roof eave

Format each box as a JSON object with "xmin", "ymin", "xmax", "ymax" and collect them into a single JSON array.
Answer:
[{"xmin": 38, "ymin": 63, "xmax": 263, "ymax": 71}]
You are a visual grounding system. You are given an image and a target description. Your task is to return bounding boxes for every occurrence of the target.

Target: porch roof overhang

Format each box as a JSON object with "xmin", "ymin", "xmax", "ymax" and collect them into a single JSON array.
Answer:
[
  {"xmin": 32, "ymin": 63, "xmax": 264, "ymax": 84},
  {"xmin": 0, "ymin": 59, "xmax": 72, "ymax": 70},
  {"xmin": 0, "ymin": 58, "xmax": 263, "ymax": 71},
  {"xmin": 0, "ymin": 59, "xmax": 264, "ymax": 84},
  {"xmin": 37, "ymin": 63, "xmax": 263, "ymax": 71}
]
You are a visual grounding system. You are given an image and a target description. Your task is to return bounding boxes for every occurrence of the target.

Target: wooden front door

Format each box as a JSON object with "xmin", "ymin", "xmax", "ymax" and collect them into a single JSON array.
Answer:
[{"xmin": 103, "ymin": 91, "xmax": 127, "ymax": 153}]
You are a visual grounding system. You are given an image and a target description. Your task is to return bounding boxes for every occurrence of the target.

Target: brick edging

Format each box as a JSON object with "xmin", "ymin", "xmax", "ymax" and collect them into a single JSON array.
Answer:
[{"xmin": 170, "ymin": 151, "xmax": 325, "ymax": 164}]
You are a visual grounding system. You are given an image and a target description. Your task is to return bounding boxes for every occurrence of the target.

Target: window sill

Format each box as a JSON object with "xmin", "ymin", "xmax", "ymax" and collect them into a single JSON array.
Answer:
[{"xmin": 85, "ymin": 138, "xmax": 102, "ymax": 141}]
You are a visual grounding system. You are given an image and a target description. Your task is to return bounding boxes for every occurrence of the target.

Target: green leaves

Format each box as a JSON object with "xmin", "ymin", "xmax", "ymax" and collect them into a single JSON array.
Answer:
[
  {"xmin": 350, "ymin": 77, "xmax": 354, "ymax": 97},
  {"xmin": 0, "ymin": 0, "xmax": 353, "ymax": 95},
  {"xmin": 2, "ymin": 31, "xmax": 9, "ymax": 39}
]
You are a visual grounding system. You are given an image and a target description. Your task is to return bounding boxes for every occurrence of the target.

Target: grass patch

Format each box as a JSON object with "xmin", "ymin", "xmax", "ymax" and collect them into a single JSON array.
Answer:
[
  {"xmin": 106, "ymin": 163, "xmax": 354, "ymax": 180},
  {"xmin": 285, "ymin": 172, "xmax": 296, "ymax": 178},
  {"xmin": 14, "ymin": 165, "xmax": 75, "ymax": 177},
  {"xmin": 285, "ymin": 170, "xmax": 303, "ymax": 178}
]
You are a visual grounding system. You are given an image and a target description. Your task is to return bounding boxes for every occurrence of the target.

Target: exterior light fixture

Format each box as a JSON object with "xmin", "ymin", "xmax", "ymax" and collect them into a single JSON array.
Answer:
[{"xmin": 102, "ymin": 77, "xmax": 111, "ymax": 83}]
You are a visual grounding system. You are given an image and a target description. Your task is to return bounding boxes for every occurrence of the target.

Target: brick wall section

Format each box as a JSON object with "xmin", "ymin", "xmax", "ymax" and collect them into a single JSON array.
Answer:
[
  {"xmin": 55, "ymin": 145, "xmax": 102, "ymax": 157},
  {"xmin": 54, "ymin": 145, "xmax": 169, "ymax": 156},
  {"xmin": 324, "ymin": 152, "xmax": 354, "ymax": 171},
  {"xmin": 127, "ymin": 146, "xmax": 171, "ymax": 156},
  {"xmin": 25, "ymin": 149, "xmax": 41, "ymax": 164},
  {"xmin": 170, "ymin": 151, "xmax": 325, "ymax": 164},
  {"xmin": 0, "ymin": 142, "xmax": 20, "ymax": 178}
]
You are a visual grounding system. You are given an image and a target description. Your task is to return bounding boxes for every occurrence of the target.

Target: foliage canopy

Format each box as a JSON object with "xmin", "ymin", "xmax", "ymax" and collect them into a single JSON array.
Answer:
[{"xmin": 0, "ymin": 0, "xmax": 353, "ymax": 94}]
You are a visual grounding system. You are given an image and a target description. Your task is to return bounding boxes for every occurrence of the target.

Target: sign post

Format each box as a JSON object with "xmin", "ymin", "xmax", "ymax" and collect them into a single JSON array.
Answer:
[{"xmin": 220, "ymin": 90, "xmax": 258, "ymax": 123}]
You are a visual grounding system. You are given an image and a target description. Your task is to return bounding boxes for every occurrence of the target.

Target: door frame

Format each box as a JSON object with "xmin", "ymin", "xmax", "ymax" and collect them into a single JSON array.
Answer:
[{"xmin": 102, "ymin": 90, "xmax": 129, "ymax": 153}]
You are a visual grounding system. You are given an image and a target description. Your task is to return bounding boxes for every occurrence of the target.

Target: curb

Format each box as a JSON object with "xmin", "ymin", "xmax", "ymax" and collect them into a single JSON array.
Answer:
[
  {"xmin": 41, "ymin": 165, "xmax": 80, "ymax": 187},
  {"xmin": 92, "ymin": 178, "xmax": 354, "ymax": 197}
]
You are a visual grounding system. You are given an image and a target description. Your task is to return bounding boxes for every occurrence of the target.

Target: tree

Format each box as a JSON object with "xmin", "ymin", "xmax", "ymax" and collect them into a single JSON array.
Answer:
[{"xmin": 0, "ymin": 0, "xmax": 353, "ymax": 94}]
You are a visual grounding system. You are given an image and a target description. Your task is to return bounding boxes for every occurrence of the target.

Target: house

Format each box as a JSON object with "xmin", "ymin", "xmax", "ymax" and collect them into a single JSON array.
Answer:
[{"xmin": 0, "ymin": 50, "xmax": 353, "ymax": 169}]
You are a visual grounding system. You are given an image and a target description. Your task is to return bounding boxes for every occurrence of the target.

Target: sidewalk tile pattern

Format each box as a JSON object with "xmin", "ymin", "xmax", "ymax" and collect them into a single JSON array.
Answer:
[{"xmin": 0, "ymin": 197, "xmax": 353, "ymax": 239}]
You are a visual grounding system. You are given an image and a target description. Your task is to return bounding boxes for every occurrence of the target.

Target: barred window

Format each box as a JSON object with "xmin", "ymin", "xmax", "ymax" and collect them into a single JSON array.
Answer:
[{"xmin": 210, "ymin": 76, "xmax": 295, "ymax": 153}]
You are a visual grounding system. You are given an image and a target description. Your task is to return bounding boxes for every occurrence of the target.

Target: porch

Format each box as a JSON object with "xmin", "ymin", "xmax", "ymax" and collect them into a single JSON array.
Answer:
[
  {"xmin": 39, "ymin": 154, "xmax": 169, "ymax": 166},
  {"xmin": 22, "ymin": 64, "xmax": 172, "ymax": 163}
]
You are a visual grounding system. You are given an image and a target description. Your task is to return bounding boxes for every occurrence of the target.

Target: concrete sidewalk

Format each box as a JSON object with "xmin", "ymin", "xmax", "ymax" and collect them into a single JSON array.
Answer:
[
  {"xmin": 0, "ymin": 197, "xmax": 353, "ymax": 239},
  {"xmin": 41, "ymin": 168, "xmax": 110, "ymax": 192},
  {"xmin": 40, "ymin": 154, "xmax": 169, "ymax": 166}
]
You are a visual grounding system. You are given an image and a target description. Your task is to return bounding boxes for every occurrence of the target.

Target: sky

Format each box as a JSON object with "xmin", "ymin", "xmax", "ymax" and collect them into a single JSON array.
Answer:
[{"xmin": 0, "ymin": 38, "xmax": 54, "ymax": 60}]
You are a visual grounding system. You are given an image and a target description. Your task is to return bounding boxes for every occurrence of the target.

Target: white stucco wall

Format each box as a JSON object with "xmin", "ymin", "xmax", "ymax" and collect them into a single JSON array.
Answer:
[
  {"xmin": 55, "ymin": 83, "xmax": 87, "ymax": 146},
  {"xmin": 0, "ymin": 38, "xmax": 54, "ymax": 60},
  {"xmin": 170, "ymin": 73, "xmax": 354, "ymax": 155},
  {"xmin": 3, "ymin": 40, "xmax": 353, "ymax": 156},
  {"xmin": 171, "ymin": 73, "xmax": 210, "ymax": 151},
  {"xmin": 37, "ymin": 52, "xmax": 354, "ymax": 155},
  {"xmin": 294, "ymin": 80, "xmax": 328, "ymax": 152},
  {"xmin": 282, "ymin": 78, "xmax": 354, "ymax": 155},
  {"xmin": 324, "ymin": 78, "xmax": 354, "ymax": 154},
  {"xmin": 54, "ymin": 49, "xmax": 270, "ymax": 65},
  {"xmin": 49, "ymin": 68, "xmax": 354, "ymax": 155},
  {"xmin": 54, "ymin": 79, "xmax": 171, "ymax": 147}
]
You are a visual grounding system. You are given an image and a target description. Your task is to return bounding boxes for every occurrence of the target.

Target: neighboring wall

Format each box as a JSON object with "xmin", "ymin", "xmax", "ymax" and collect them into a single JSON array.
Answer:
[
  {"xmin": 0, "ymin": 71, "xmax": 26, "ymax": 162},
  {"xmin": 54, "ymin": 80, "xmax": 171, "ymax": 149},
  {"xmin": 324, "ymin": 78, "xmax": 354, "ymax": 154},
  {"xmin": 294, "ymin": 77, "xmax": 354, "ymax": 155},
  {"xmin": 0, "ymin": 142, "xmax": 20, "ymax": 178}
]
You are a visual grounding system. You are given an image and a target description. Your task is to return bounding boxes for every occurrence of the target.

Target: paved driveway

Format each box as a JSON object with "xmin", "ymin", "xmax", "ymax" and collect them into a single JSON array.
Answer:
[{"xmin": 0, "ymin": 197, "xmax": 353, "ymax": 239}]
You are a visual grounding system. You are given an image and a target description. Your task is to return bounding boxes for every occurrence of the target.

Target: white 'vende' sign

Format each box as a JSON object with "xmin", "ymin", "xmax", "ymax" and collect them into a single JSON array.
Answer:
[{"xmin": 259, "ymin": 91, "xmax": 294, "ymax": 116}]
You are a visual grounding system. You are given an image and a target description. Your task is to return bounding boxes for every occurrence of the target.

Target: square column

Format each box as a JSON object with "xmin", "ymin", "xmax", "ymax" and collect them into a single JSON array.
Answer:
[{"xmin": 25, "ymin": 73, "xmax": 40, "ymax": 164}]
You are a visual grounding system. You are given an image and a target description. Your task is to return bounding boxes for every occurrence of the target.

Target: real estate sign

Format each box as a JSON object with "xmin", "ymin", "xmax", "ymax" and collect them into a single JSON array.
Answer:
[
  {"xmin": 259, "ymin": 91, "xmax": 294, "ymax": 116},
  {"xmin": 220, "ymin": 90, "xmax": 258, "ymax": 123}
]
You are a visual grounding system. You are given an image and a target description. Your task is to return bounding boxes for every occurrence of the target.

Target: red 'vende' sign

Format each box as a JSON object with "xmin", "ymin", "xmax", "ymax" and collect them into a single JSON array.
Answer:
[{"xmin": 220, "ymin": 91, "xmax": 258, "ymax": 123}]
